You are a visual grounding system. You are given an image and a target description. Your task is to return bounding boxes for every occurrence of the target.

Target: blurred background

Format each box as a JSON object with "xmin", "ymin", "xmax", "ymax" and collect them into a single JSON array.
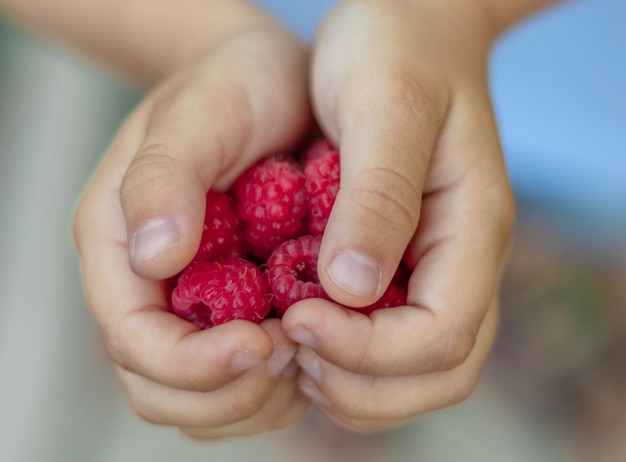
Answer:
[{"xmin": 0, "ymin": 0, "xmax": 624, "ymax": 461}]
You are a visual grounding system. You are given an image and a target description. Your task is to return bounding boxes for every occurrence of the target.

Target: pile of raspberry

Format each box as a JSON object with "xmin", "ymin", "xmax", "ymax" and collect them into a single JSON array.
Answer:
[{"xmin": 169, "ymin": 138, "xmax": 409, "ymax": 329}]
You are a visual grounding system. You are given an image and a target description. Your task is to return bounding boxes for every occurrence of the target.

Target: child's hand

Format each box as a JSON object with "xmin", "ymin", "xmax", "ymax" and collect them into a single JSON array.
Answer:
[
  {"xmin": 282, "ymin": 0, "xmax": 515, "ymax": 432},
  {"xmin": 73, "ymin": 24, "xmax": 312, "ymax": 438}
]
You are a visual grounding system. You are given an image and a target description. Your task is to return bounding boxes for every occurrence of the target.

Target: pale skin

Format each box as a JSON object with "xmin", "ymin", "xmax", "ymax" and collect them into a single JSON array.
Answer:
[{"xmin": 1, "ymin": 0, "xmax": 560, "ymax": 437}]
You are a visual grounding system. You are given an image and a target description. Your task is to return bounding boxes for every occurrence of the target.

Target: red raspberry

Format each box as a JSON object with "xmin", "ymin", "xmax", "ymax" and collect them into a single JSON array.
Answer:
[
  {"xmin": 266, "ymin": 234, "xmax": 329, "ymax": 316},
  {"xmin": 358, "ymin": 282, "xmax": 408, "ymax": 315},
  {"xmin": 234, "ymin": 156, "xmax": 308, "ymax": 259},
  {"xmin": 357, "ymin": 262, "xmax": 410, "ymax": 314},
  {"xmin": 190, "ymin": 190, "xmax": 243, "ymax": 265},
  {"xmin": 301, "ymin": 137, "xmax": 336, "ymax": 164},
  {"xmin": 304, "ymin": 146, "xmax": 340, "ymax": 236},
  {"xmin": 267, "ymin": 235, "xmax": 410, "ymax": 316},
  {"xmin": 171, "ymin": 257, "xmax": 271, "ymax": 329}
]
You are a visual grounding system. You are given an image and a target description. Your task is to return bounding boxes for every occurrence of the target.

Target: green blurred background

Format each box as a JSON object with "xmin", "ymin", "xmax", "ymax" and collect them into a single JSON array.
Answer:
[{"xmin": 1, "ymin": 2, "xmax": 624, "ymax": 461}]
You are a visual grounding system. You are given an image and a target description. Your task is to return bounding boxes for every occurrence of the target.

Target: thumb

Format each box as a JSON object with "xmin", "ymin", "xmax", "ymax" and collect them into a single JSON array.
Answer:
[
  {"xmin": 120, "ymin": 91, "xmax": 220, "ymax": 280},
  {"xmin": 316, "ymin": 76, "xmax": 446, "ymax": 307},
  {"xmin": 121, "ymin": 38, "xmax": 309, "ymax": 280}
]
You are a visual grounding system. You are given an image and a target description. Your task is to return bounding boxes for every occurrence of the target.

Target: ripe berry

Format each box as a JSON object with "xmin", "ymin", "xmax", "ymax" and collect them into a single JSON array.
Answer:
[
  {"xmin": 234, "ymin": 156, "xmax": 308, "ymax": 259},
  {"xmin": 267, "ymin": 234, "xmax": 409, "ymax": 317},
  {"xmin": 168, "ymin": 137, "xmax": 411, "ymax": 328},
  {"xmin": 301, "ymin": 137, "xmax": 336, "ymax": 164},
  {"xmin": 357, "ymin": 262, "xmax": 410, "ymax": 314},
  {"xmin": 190, "ymin": 189, "xmax": 243, "ymax": 265},
  {"xmin": 304, "ymin": 147, "xmax": 340, "ymax": 236},
  {"xmin": 171, "ymin": 257, "xmax": 271, "ymax": 329},
  {"xmin": 266, "ymin": 234, "xmax": 328, "ymax": 316},
  {"xmin": 358, "ymin": 282, "xmax": 408, "ymax": 315}
]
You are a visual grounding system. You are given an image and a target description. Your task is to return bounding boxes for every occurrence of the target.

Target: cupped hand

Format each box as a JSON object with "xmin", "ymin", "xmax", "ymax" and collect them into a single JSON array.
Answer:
[
  {"xmin": 73, "ymin": 23, "xmax": 312, "ymax": 438},
  {"xmin": 282, "ymin": 0, "xmax": 515, "ymax": 432}
]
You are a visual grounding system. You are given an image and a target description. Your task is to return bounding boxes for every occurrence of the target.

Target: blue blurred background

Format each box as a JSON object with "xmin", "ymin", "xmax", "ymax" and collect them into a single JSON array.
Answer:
[{"xmin": 0, "ymin": 1, "xmax": 624, "ymax": 461}]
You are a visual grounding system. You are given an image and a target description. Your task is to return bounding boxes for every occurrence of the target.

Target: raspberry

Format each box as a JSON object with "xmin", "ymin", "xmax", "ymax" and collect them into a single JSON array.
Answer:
[
  {"xmin": 190, "ymin": 190, "xmax": 243, "ymax": 265},
  {"xmin": 267, "ymin": 236, "xmax": 410, "ymax": 317},
  {"xmin": 358, "ymin": 282, "xmax": 408, "ymax": 315},
  {"xmin": 234, "ymin": 156, "xmax": 308, "ymax": 259},
  {"xmin": 301, "ymin": 137, "xmax": 336, "ymax": 164},
  {"xmin": 266, "ymin": 234, "xmax": 329, "ymax": 316},
  {"xmin": 171, "ymin": 257, "xmax": 271, "ymax": 329},
  {"xmin": 304, "ymin": 147, "xmax": 340, "ymax": 236},
  {"xmin": 357, "ymin": 262, "xmax": 410, "ymax": 314},
  {"xmin": 166, "ymin": 139, "xmax": 412, "ymax": 328}
]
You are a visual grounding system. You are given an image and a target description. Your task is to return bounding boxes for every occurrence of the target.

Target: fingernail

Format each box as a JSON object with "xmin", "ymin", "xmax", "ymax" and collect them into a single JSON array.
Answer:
[
  {"xmin": 296, "ymin": 349, "xmax": 322, "ymax": 383},
  {"xmin": 267, "ymin": 345, "xmax": 297, "ymax": 377},
  {"xmin": 327, "ymin": 249, "xmax": 381, "ymax": 298},
  {"xmin": 299, "ymin": 374, "xmax": 331, "ymax": 408},
  {"xmin": 232, "ymin": 351, "xmax": 264, "ymax": 372},
  {"xmin": 288, "ymin": 327, "xmax": 318, "ymax": 349},
  {"xmin": 132, "ymin": 217, "xmax": 180, "ymax": 265}
]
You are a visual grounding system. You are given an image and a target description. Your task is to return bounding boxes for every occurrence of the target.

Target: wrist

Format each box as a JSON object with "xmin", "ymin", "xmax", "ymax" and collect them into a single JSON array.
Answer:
[{"xmin": 327, "ymin": 0, "xmax": 495, "ymax": 75}]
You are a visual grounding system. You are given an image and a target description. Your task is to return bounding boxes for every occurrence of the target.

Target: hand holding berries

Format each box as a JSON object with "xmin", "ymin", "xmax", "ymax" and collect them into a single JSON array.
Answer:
[
  {"xmin": 168, "ymin": 140, "xmax": 409, "ymax": 329},
  {"xmin": 74, "ymin": 0, "xmax": 516, "ymax": 439},
  {"xmin": 275, "ymin": 0, "xmax": 513, "ymax": 432},
  {"xmin": 73, "ymin": 22, "xmax": 312, "ymax": 439}
]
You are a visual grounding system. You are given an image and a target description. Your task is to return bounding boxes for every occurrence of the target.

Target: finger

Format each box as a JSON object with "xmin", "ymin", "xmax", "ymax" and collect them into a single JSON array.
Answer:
[
  {"xmin": 180, "ymin": 379, "xmax": 310, "ymax": 440},
  {"xmin": 284, "ymin": 89, "xmax": 513, "ymax": 376},
  {"xmin": 282, "ymin": 183, "xmax": 507, "ymax": 377},
  {"xmin": 283, "ymin": 187, "xmax": 503, "ymax": 377},
  {"xmin": 312, "ymin": 64, "xmax": 448, "ymax": 307},
  {"xmin": 261, "ymin": 319, "xmax": 299, "ymax": 378},
  {"xmin": 121, "ymin": 31, "xmax": 310, "ymax": 279},
  {"xmin": 118, "ymin": 362, "xmax": 300, "ymax": 428},
  {"xmin": 177, "ymin": 322, "xmax": 307, "ymax": 439},
  {"xmin": 296, "ymin": 298, "xmax": 498, "ymax": 430},
  {"xmin": 76, "ymin": 173, "xmax": 274, "ymax": 390},
  {"xmin": 310, "ymin": 7, "xmax": 452, "ymax": 307}
]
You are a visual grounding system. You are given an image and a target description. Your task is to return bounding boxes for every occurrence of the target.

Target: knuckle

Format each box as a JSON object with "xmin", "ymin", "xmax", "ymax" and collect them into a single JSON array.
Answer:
[
  {"xmin": 475, "ymin": 181, "xmax": 516, "ymax": 258},
  {"xmin": 449, "ymin": 372, "xmax": 480, "ymax": 405},
  {"xmin": 171, "ymin": 76, "xmax": 254, "ymax": 157},
  {"xmin": 498, "ymin": 187, "xmax": 517, "ymax": 237},
  {"xmin": 339, "ymin": 58, "xmax": 446, "ymax": 140},
  {"xmin": 101, "ymin": 313, "xmax": 142, "ymax": 373},
  {"xmin": 346, "ymin": 167, "xmax": 421, "ymax": 238},
  {"xmin": 381, "ymin": 67, "xmax": 436, "ymax": 123},
  {"xmin": 223, "ymin": 388, "xmax": 266, "ymax": 422},
  {"xmin": 437, "ymin": 327, "xmax": 476, "ymax": 371},
  {"xmin": 363, "ymin": 63, "xmax": 442, "ymax": 133},
  {"xmin": 120, "ymin": 147, "xmax": 182, "ymax": 208},
  {"xmin": 482, "ymin": 177, "xmax": 516, "ymax": 238},
  {"xmin": 126, "ymin": 389, "xmax": 162, "ymax": 425},
  {"xmin": 177, "ymin": 363, "xmax": 219, "ymax": 393},
  {"xmin": 102, "ymin": 325, "xmax": 132, "ymax": 372}
]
